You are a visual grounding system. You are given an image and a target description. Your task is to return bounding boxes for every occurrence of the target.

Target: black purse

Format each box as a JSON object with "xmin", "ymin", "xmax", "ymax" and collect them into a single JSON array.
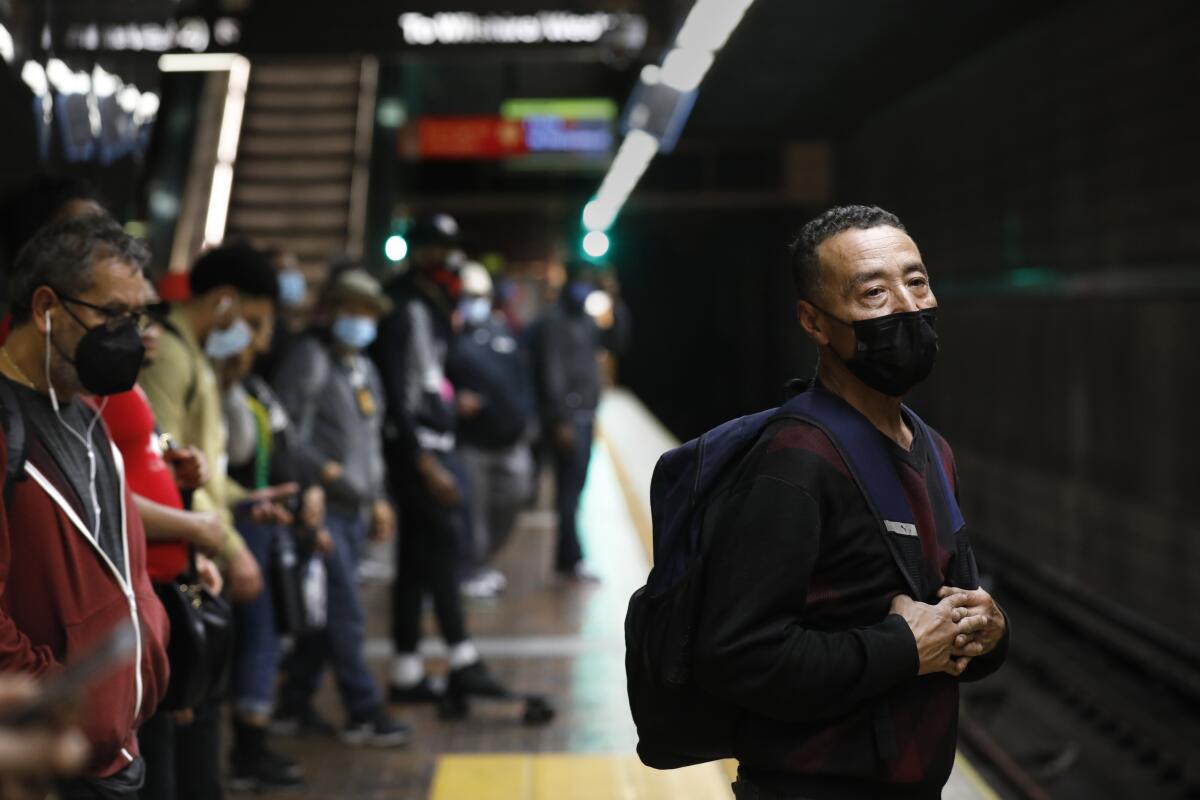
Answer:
[
  {"xmin": 270, "ymin": 527, "xmax": 311, "ymax": 636},
  {"xmin": 154, "ymin": 555, "xmax": 234, "ymax": 712}
]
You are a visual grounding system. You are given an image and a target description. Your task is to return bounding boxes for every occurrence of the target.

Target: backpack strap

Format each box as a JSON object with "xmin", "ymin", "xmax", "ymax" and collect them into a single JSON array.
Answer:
[
  {"xmin": 159, "ymin": 315, "xmax": 200, "ymax": 409},
  {"xmin": 773, "ymin": 387, "xmax": 966, "ymax": 598},
  {"xmin": 0, "ymin": 379, "xmax": 27, "ymax": 502}
]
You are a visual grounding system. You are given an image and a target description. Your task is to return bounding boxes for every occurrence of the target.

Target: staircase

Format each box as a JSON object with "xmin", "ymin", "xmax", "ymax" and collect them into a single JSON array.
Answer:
[{"xmin": 225, "ymin": 57, "xmax": 377, "ymax": 283}]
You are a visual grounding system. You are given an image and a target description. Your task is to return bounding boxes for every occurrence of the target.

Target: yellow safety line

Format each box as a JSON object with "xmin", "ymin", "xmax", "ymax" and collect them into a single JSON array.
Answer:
[
  {"xmin": 955, "ymin": 752, "xmax": 1003, "ymax": 800},
  {"xmin": 596, "ymin": 423, "xmax": 738, "ymax": 797},
  {"xmin": 595, "ymin": 424, "xmax": 655, "ymax": 566},
  {"xmin": 429, "ymin": 754, "xmax": 734, "ymax": 800}
]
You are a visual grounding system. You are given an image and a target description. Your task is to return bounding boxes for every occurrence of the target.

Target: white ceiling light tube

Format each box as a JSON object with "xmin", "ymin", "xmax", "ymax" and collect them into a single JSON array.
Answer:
[
  {"xmin": 660, "ymin": 47, "xmax": 715, "ymax": 93},
  {"xmin": 158, "ymin": 52, "xmax": 240, "ymax": 72},
  {"xmin": 203, "ymin": 55, "xmax": 250, "ymax": 247},
  {"xmin": 675, "ymin": 0, "xmax": 756, "ymax": 52},
  {"xmin": 583, "ymin": 0, "xmax": 757, "ymax": 232},
  {"xmin": 21, "ymin": 60, "xmax": 48, "ymax": 96},
  {"xmin": 0, "ymin": 23, "xmax": 14, "ymax": 64}
]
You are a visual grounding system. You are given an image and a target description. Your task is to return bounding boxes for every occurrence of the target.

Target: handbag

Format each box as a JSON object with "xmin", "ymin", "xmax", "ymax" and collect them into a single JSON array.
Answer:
[
  {"xmin": 270, "ymin": 527, "xmax": 311, "ymax": 636},
  {"xmin": 154, "ymin": 554, "xmax": 234, "ymax": 712}
]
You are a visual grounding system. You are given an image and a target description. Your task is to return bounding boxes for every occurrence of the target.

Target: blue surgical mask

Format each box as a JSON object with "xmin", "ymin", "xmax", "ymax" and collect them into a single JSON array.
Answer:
[
  {"xmin": 459, "ymin": 297, "xmax": 492, "ymax": 327},
  {"xmin": 278, "ymin": 270, "xmax": 307, "ymax": 308},
  {"xmin": 205, "ymin": 318, "xmax": 252, "ymax": 360},
  {"xmin": 332, "ymin": 315, "xmax": 377, "ymax": 350}
]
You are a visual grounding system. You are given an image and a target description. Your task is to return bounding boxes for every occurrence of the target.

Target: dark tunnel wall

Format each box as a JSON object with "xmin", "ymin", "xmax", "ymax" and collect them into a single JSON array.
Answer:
[
  {"xmin": 838, "ymin": 0, "xmax": 1200, "ymax": 638},
  {"xmin": 613, "ymin": 207, "xmax": 814, "ymax": 440}
]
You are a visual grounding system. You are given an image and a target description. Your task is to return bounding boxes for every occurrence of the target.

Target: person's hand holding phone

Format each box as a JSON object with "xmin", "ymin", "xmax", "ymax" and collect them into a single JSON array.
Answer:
[{"xmin": 162, "ymin": 444, "xmax": 208, "ymax": 492}]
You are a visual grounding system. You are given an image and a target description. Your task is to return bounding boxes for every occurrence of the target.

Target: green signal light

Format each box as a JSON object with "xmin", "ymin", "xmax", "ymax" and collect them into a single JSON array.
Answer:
[
  {"xmin": 582, "ymin": 230, "xmax": 610, "ymax": 259},
  {"xmin": 385, "ymin": 235, "xmax": 409, "ymax": 262}
]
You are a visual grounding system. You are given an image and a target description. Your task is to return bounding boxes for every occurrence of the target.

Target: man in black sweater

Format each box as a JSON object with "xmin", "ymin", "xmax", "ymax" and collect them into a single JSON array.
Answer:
[{"xmin": 693, "ymin": 206, "xmax": 1008, "ymax": 800}]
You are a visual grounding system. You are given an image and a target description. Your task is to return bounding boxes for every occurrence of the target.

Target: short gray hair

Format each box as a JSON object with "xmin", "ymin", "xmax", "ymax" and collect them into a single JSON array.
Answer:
[
  {"xmin": 9, "ymin": 215, "xmax": 150, "ymax": 324},
  {"xmin": 789, "ymin": 205, "xmax": 906, "ymax": 302}
]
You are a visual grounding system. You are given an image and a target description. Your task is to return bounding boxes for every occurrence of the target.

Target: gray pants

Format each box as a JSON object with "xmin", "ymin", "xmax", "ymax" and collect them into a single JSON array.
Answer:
[{"xmin": 459, "ymin": 442, "xmax": 534, "ymax": 568}]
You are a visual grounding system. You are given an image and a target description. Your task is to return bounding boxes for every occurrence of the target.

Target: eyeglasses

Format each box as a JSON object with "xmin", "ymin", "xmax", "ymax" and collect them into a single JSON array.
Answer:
[{"xmin": 56, "ymin": 293, "xmax": 154, "ymax": 334}]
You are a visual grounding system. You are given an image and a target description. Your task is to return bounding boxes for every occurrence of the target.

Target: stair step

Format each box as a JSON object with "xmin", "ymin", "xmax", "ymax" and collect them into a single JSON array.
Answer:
[
  {"xmin": 239, "ymin": 133, "xmax": 355, "ymax": 158},
  {"xmin": 248, "ymin": 90, "xmax": 358, "ymax": 112},
  {"xmin": 232, "ymin": 182, "xmax": 351, "ymax": 206},
  {"xmin": 242, "ymin": 110, "xmax": 357, "ymax": 134},
  {"xmin": 235, "ymin": 160, "xmax": 353, "ymax": 181},
  {"xmin": 251, "ymin": 62, "xmax": 361, "ymax": 87},
  {"xmin": 227, "ymin": 207, "xmax": 347, "ymax": 232}
]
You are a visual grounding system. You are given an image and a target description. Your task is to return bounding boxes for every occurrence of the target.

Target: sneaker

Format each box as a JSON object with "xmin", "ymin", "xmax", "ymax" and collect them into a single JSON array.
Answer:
[
  {"xmin": 448, "ymin": 660, "xmax": 509, "ymax": 699},
  {"xmin": 461, "ymin": 574, "xmax": 500, "ymax": 599},
  {"xmin": 388, "ymin": 676, "xmax": 442, "ymax": 705},
  {"xmin": 340, "ymin": 707, "xmax": 413, "ymax": 748},
  {"xmin": 271, "ymin": 704, "xmax": 337, "ymax": 738},
  {"xmin": 230, "ymin": 749, "xmax": 304, "ymax": 792},
  {"xmin": 480, "ymin": 568, "xmax": 508, "ymax": 593},
  {"xmin": 557, "ymin": 562, "xmax": 601, "ymax": 583},
  {"xmin": 230, "ymin": 722, "xmax": 304, "ymax": 791}
]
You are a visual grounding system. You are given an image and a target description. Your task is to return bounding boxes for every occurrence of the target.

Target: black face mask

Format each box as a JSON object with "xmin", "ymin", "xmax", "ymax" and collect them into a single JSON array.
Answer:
[
  {"xmin": 816, "ymin": 306, "xmax": 939, "ymax": 397},
  {"xmin": 55, "ymin": 306, "xmax": 146, "ymax": 396}
]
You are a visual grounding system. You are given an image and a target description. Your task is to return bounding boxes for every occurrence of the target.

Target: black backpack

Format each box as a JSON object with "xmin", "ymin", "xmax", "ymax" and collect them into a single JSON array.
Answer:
[{"xmin": 625, "ymin": 384, "xmax": 968, "ymax": 769}]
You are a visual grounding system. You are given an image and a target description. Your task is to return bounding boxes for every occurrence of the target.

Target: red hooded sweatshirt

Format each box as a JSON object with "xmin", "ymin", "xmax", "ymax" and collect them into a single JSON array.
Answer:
[{"xmin": 0, "ymin": 418, "xmax": 170, "ymax": 777}]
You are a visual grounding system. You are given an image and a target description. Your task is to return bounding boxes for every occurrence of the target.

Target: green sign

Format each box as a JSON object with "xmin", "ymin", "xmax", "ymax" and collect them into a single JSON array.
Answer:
[{"xmin": 501, "ymin": 98, "xmax": 617, "ymax": 121}]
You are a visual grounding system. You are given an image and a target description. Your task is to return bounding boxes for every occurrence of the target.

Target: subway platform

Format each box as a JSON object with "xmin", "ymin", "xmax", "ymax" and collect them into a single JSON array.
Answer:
[{"xmin": 240, "ymin": 391, "xmax": 1002, "ymax": 800}]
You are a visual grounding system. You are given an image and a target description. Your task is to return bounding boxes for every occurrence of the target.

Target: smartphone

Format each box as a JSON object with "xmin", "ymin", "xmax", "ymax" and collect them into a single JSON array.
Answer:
[{"xmin": 0, "ymin": 620, "xmax": 137, "ymax": 727}]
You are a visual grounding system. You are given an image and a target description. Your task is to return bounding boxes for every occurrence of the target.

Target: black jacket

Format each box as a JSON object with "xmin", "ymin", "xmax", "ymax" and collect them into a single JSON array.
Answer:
[
  {"xmin": 372, "ymin": 273, "xmax": 457, "ymax": 467},
  {"xmin": 692, "ymin": 410, "xmax": 1007, "ymax": 800},
  {"xmin": 446, "ymin": 317, "xmax": 535, "ymax": 449}
]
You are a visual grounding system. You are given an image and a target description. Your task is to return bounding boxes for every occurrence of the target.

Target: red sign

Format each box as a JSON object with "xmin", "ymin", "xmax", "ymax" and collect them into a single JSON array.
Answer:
[{"xmin": 413, "ymin": 116, "xmax": 528, "ymax": 159}]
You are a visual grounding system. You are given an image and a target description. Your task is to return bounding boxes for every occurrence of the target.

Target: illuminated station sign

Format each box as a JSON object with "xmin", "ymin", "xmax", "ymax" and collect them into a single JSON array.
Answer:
[{"xmin": 410, "ymin": 98, "xmax": 617, "ymax": 163}]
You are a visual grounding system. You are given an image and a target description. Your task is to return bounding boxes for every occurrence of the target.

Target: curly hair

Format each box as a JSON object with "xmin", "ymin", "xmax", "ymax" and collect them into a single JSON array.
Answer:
[
  {"xmin": 789, "ymin": 205, "xmax": 905, "ymax": 302},
  {"xmin": 9, "ymin": 215, "xmax": 149, "ymax": 324}
]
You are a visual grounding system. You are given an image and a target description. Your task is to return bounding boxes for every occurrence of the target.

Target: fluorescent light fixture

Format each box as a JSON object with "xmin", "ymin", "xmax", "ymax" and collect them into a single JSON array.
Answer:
[
  {"xmin": 0, "ymin": 24, "xmax": 14, "ymax": 64},
  {"xmin": 135, "ymin": 91, "xmax": 160, "ymax": 123},
  {"xmin": 202, "ymin": 55, "xmax": 250, "ymax": 247},
  {"xmin": 21, "ymin": 61, "xmax": 48, "ymax": 96},
  {"xmin": 660, "ymin": 47, "xmax": 715, "ymax": 93},
  {"xmin": 583, "ymin": 0, "xmax": 757, "ymax": 233},
  {"xmin": 157, "ymin": 52, "xmax": 240, "ymax": 72},
  {"xmin": 117, "ymin": 85, "xmax": 141, "ymax": 114},
  {"xmin": 216, "ymin": 57, "xmax": 249, "ymax": 163},
  {"xmin": 204, "ymin": 162, "xmax": 234, "ymax": 246},
  {"xmin": 586, "ymin": 129, "xmax": 659, "ymax": 230},
  {"xmin": 92, "ymin": 64, "xmax": 119, "ymax": 98},
  {"xmin": 582, "ymin": 199, "xmax": 605, "ymax": 231},
  {"xmin": 676, "ymin": 0, "xmax": 756, "ymax": 52}
]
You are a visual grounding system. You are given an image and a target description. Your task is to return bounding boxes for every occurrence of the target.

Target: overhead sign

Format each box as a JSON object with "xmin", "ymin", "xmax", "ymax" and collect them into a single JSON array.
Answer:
[
  {"xmin": 500, "ymin": 98, "xmax": 617, "ymax": 121},
  {"xmin": 399, "ymin": 12, "xmax": 626, "ymax": 47},
  {"xmin": 501, "ymin": 98, "xmax": 616, "ymax": 158},
  {"xmin": 61, "ymin": 17, "xmax": 241, "ymax": 53},
  {"xmin": 416, "ymin": 116, "xmax": 527, "ymax": 160}
]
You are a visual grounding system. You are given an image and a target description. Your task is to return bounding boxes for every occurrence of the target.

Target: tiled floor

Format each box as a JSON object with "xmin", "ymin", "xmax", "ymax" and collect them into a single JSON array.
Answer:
[{"xmin": 233, "ymin": 391, "xmax": 1003, "ymax": 799}]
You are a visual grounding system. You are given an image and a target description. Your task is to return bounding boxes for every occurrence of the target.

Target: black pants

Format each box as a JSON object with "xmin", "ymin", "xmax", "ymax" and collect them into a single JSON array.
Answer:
[
  {"xmin": 553, "ymin": 414, "xmax": 594, "ymax": 572},
  {"xmin": 137, "ymin": 711, "xmax": 175, "ymax": 800},
  {"xmin": 172, "ymin": 698, "xmax": 222, "ymax": 800},
  {"xmin": 392, "ymin": 452, "xmax": 468, "ymax": 653}
]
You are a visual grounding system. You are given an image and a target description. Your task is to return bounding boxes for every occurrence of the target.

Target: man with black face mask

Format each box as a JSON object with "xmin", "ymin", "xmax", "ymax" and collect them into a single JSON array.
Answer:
[
  {"xmin": 0, "ymin": 215, "xmax": 170, "ymax": 799},
  {"xmin": 691, "ymin": 206, "xmax": 1009, "ymax": 800}
]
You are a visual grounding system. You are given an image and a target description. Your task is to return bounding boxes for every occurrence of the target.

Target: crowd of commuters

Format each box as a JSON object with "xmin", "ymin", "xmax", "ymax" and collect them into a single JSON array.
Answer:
[{"xmin": 0, "ymin": 176, "xmax": 627, "ymax": 799}]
